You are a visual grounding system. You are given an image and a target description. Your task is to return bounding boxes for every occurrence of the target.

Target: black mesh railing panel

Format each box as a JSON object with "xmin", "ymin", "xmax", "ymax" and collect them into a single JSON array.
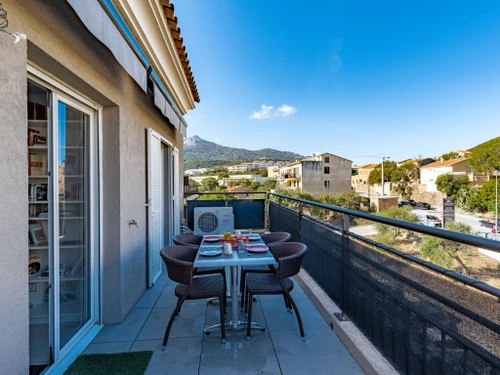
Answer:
[
  {"xmin": 269, "ymin": 203, "xmax": 299, "ymax": 241},
  {"xmin": 269, "ymin": 203, "xmax": 500, "ymax": 374},
  {"xmin": 299, "ymin": 217, "xmax": 343, "ymax": 304}
]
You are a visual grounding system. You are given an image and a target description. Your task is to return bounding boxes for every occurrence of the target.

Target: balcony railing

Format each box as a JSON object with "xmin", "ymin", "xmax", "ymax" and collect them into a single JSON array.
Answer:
[
  {"xmin": 185, "ymin": 191, "xmax": 500, "ymax": 373},
  {"xmin": 268, "ymin": 192, "xmax": 500, "ymax": 374}
]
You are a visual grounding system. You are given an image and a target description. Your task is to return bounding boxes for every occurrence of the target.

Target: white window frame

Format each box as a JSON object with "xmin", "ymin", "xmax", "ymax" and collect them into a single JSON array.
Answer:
[{"xmin": 28, "ymin": 63, "xmax": 103, "ymax": 372}]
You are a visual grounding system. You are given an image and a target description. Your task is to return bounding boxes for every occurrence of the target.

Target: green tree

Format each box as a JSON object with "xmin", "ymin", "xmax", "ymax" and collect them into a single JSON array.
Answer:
[
  {"xmin": 262, "ymin": 179, "xmax": 277, "ymax": 190},
  {"xmin": 467, "ymin": 137, "xmax": 500, "ymax": 173},
  {"xmin": 200, "ymin": 177, "xmax": 219, "ymax": 191},
  {"xmin": 419, "ymin": 221, "xmax": 475, "ymax": 276},
  {"xmin": 239, "ymin": 179, "xmax": 252, "ymax": 188},
  {"xmin": 188, "ymin": 179, "xmax": 199, "ymax": 186},
  {"xmin": 435, "ymin": 174, "xmax": 469, "ymax": 197},
  {"xmin": 374, "ymin": 206, "xmax": 419, "ymax": 245},
  {"xmin": 465, "ymin": 180, "xmax": 500, "ymax": 213},
  {"xmin": 217, "ymin": 172, "xmax": 230, "ymax": 179},
  {"xmin": 368, "ymin": 161, "xmax": 398, "ymax": 185},
  {"xmin": 258, "ymin": 169, "xmax": 268, "ymax": 177},
  {"xmin": 199, "ymin": 188, "xmax": 235, "ymax": 201},
  {"xmin": 250, "ymin": 181, "xmax": 261, "ymax": 190},
  {"xmin": 441, "ymin": 151, "xmax": 460, "ymax": 161},
  {"xmin": 391, "ymin": 163, "xmax": 419, "ymax": 199}
]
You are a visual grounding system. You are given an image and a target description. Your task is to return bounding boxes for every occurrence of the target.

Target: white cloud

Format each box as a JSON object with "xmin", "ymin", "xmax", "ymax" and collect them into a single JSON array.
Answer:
[
  {"xmin": 250, "ymin": 105, "xmax": 274, "ymax": 119},
  {"xmin": 277, "ymin": 104, "xmax": 297, "ymax": 117},
  {"xmin": 250, "ymin": 104, "xmax": 297, "ymax": 119}
]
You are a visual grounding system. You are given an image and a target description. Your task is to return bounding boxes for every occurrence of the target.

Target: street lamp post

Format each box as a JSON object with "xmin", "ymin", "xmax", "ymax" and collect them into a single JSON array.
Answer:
[
  {"xmin": 381, "ymin": 156, "xmax": 390, "ymax": 196},
  {"xmin": 495, "ymin": 169, "xmax": 499, "ymax": 241}
]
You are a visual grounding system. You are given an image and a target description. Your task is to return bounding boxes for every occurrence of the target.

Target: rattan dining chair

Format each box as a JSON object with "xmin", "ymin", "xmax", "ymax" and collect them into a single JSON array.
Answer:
[
  {"xmin": 160, "ymin": 245, "xmax": 227, "ymax": 349},
  {"xmin": 244, "ymin": 242, "xmax": 308, "ymax": 341},
  {"xmin": 239, "ymin": 232, "xmax": 291, "ymax": 310},
  {"xmin": 173, "ymin": 233, "xmax": 227, "ymax": 286}
]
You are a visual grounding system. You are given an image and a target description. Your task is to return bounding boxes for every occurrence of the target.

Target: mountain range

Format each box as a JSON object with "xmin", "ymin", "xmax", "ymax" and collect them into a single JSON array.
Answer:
[{"xmin": 184, "ymin": 136, "xmax": 304, "ymax": 170}]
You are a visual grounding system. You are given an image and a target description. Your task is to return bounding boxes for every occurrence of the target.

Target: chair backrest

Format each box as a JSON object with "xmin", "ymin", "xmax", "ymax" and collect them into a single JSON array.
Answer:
[
  {"xmin": 173, "ymin": 234, "xmax": 203, "ymax": 248},
  {"xmin": 160, "ymin": 246, "xmax": 198, "ymax": 285},
  {"xmin": 268, "ymin": 242, "xmax": 308, "ymax": 279},
  {"xmin": 261, "ymin": 232, "xmax": 291, "ymax": 245}
]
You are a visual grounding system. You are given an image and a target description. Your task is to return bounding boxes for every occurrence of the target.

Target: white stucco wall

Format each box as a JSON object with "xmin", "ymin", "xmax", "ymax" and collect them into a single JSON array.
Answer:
[{"xmin": 0, "ymin": 31, "xmax": 29, "ymax": 374}]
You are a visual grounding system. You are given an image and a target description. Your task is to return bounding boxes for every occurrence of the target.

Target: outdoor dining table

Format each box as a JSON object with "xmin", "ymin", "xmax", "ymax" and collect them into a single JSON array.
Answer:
[{"xmin": 194, "ymin": 234, "xmax": 276, "ymax": 333}]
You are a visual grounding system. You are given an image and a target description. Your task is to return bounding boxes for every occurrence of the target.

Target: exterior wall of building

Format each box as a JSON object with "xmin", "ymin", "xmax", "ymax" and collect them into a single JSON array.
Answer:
[
  {"xmin": 267, "ymin": 166, "xmax": 280, "ymax": 178},
  {"xmin": 116, "ymin": 0, "xmax": 195, "ymax": 113},
  {"xmin": 0, "ymin": 31, "xmax": 30, "ymax": 375},
  {"xmin": 420, "ymin": 161, "xmax": 470, "ymax": 192},
  {"xmin": 300, "ymin": 156, "xmax": 352, "ymax": 197},
  {"xmin": 352, "ymin": 166, "xmax": 375, "ymax": 192},
  {"xmin": 6, "ymin": 0, "xmax": 184, "ymax": 327}
]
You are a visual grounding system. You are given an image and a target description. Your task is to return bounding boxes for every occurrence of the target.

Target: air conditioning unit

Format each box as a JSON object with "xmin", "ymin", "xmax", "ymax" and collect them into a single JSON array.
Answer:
[{"xmin": 194, "ymin": 207, "xmax": 234, "ymax": 235}]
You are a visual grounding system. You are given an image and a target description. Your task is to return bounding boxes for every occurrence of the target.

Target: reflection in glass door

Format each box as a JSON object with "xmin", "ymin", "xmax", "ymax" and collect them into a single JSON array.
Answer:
[{"xmin": 57, "ymin": 101, "xmax": 91, "ymax": 348}]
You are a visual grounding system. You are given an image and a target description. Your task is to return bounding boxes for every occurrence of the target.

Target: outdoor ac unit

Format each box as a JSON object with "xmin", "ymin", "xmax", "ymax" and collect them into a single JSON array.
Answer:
[{"xmin": 194, "ymin": 207, "xmax": 234, "ymax": 235}]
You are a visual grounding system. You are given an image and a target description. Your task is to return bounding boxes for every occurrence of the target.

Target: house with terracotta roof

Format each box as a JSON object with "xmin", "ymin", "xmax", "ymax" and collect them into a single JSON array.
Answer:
[
  {"xmin": 396, "ymin": 157, "xmax": 434, "ymax": 167},
  {"xmin": 420, "ymin": 158, "xmax": 471, "ymax": 192},
  {"xmin": 351, "ymin": 163, "xmax": 379, "ymax": 192}
]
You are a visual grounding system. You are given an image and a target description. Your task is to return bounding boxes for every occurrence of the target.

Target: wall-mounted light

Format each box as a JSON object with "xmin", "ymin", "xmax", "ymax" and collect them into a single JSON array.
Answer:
[{"xmin": 0, "ymin": 2, "xmax": 27, "ymax": 44}]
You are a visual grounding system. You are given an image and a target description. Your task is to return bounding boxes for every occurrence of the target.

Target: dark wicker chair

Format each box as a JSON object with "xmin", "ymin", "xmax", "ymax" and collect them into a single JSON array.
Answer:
[
  {"xmin": 239, "ymin": 232, "xmax": 291, "ymax": 309},
  {"xmin": 173, "ymin": 234, "xmax": 226, "ymax": 287},
  {"xmin": 160, "ymin": 245, "xmax": 226, "ymax": 349},
  {"xmin": 244, "ymin": 242, "xmax": 308, "ymax": 341}
]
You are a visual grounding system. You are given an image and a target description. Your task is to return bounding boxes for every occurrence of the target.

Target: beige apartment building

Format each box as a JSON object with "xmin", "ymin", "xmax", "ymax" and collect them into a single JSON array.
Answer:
[{"xmin": 277, "ymin": 153, "xmax": 352, "ymax": 196}]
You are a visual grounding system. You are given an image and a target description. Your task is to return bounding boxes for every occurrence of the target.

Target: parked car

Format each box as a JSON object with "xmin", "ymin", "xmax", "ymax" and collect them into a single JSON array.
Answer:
[
  {"xmin": 398, "ymin": 200, "xmax": 412, "ymax": 207},
  {"xmin": 426, "ymin": 215, "xmax": 442, "ymax": 228},
  {"xmin": 417, "ymin": 202, "xmax": 431, "ymax": 210},
  {"xmin": 479, "ymin": 220, "xmax": 495, "ymax": 228},
  {"xmin": 407, "ymin": 199, "xmax": 417, "ymax": 206}
]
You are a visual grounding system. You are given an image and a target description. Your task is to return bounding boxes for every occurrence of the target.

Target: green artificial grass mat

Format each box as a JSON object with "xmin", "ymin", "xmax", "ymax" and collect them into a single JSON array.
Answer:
[{"xmin": 64, "ymin": 351, "xmax": 153, "ymax": 375}]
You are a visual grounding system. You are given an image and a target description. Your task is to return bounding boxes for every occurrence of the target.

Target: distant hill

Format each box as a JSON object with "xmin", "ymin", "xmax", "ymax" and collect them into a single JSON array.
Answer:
[
  {"xmin": 470, "ymin": 137, "xmax": 500, "ymax": 152},
  {"xmin": 184, "ymin": 136, "xmax": 303, "ymax": 170}
]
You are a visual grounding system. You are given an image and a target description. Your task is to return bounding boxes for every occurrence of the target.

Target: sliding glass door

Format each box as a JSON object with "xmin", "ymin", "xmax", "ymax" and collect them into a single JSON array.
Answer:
[
  {"xmin": 28, "ymin": 76, "xmax": 99, "ymax": 374},
  {"xmin": 56, "ymin": 100, "xmax": 92, "ymax": 348}
]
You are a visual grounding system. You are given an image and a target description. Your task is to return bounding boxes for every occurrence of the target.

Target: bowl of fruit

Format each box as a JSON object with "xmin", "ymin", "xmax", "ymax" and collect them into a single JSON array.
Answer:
[{"xmin": 220, "ymin": 232, "xmax": 238, "ymax": 247}]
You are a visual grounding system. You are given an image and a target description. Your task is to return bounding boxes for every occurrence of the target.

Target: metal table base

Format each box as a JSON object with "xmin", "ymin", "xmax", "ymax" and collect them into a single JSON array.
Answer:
[{"xmin": 204, "ymin": 265, "xmax": 266, "ymax": 337}]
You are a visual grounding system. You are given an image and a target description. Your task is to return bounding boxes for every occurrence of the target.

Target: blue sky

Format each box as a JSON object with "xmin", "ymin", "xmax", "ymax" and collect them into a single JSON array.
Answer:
[{"xmin": 175, "ymin": 1, "xmax": 500, "ymax": 165}]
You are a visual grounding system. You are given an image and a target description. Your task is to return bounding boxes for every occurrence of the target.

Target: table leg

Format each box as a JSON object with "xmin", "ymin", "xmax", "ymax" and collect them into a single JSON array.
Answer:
[{"xmin": 204, "ymin": 265, "xmax": 266, "ymax": 334}]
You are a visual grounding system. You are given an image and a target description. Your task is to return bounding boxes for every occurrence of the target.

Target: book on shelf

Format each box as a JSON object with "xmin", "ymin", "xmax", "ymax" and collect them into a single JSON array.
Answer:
[
  {"xmin": 29, "ymin": 203, "xmax": 48, "ymax": 217},
  {"xmin": 28, "ymin": 183, "xmax": 48, "ymax": 201},
  {"xmin": 28, "ymin": 153, "xmax": 44, "ymax": 176},
  {"xmin": 28, "ymin": 250, "xmax": 42, "ymax": 277},
  {"xmin": 28, "ymin": 102, "xmax": 47, "ymax": 121},
  {"xmin": 33, "ymin": 135, "xmax": 47, "ymax": 145},
  {"xmin": 29, "ymin": 223, "xmax": 48, "ymax": 246},
  {"xmin": 27, "ymin": 126, "xmax": 47, "ymax": 146},
  {"xmin": 27, "ymin": 128, "xmax": 39, "ymax": 146}
]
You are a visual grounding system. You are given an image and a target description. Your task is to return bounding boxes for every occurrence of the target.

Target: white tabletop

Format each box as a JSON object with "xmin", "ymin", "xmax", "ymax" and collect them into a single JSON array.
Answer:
[{"xmin": 194, "ymin": 236, "xmax": 276, "ymax": 268}]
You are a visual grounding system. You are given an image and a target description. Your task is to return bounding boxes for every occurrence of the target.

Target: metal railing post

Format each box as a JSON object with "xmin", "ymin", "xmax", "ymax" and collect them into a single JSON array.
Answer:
[
  {"xmin": 335, "ymin": 213, "xmax": 349, "ymax": 321},
  {"xmin": 265, "ymin": 192, "xmax": 270, "ymax": 230},
  {"xmin": 298, "ymin": 201, "xmax": 303, "ymax": 242}
]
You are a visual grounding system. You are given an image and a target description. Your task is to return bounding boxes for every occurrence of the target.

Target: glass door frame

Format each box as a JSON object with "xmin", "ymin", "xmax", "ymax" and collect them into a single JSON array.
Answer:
[{"xmin": 28, "ymin": 64, "xmax": 101, "ymax": 368}]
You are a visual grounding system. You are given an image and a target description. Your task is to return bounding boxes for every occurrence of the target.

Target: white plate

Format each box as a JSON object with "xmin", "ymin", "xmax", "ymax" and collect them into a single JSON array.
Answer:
[
  {"xmin": 246, "ymin": 245, "xmax": 269, "ymax": 253},
  {"xmin": 247, "ymin": 234, "xmax": 261, "ymax": 241},
  {"xmin": 204, "ymin": 235, "xmax": 221, "ymax": 242},
  {"xmin": 199, "ymin": 249, "xmax": 222, "ymax": 257}
]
